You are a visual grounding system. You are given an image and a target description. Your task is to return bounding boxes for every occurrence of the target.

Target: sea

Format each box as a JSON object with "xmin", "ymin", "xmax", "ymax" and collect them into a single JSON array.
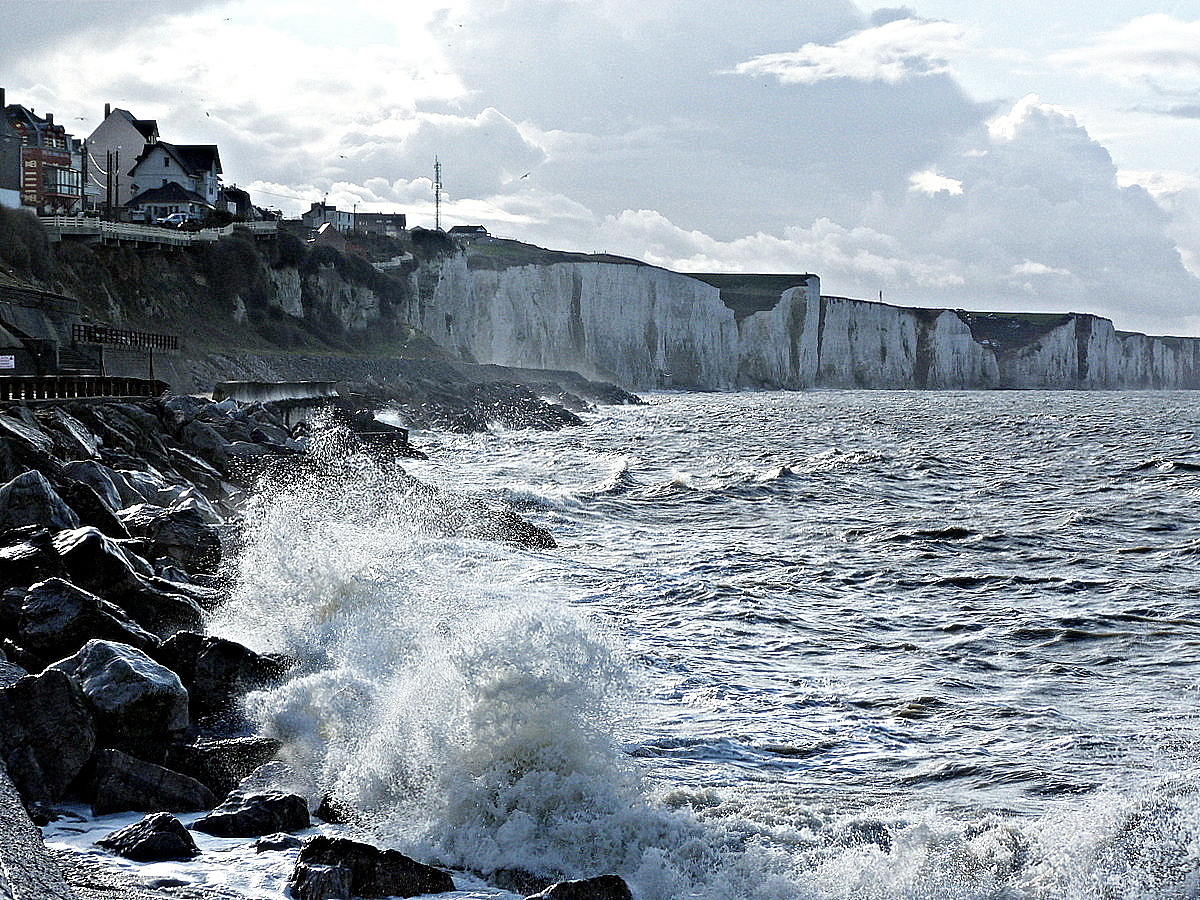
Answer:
[{"xmin": 45, "ymin": 390, "xmax": 1200, "ymax": 899}]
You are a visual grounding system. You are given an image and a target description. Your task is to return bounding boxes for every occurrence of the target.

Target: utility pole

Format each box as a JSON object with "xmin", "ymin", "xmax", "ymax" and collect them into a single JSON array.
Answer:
[{"xmin": 433, "ymin": 156, "xmax": 442, "ymax": 231}]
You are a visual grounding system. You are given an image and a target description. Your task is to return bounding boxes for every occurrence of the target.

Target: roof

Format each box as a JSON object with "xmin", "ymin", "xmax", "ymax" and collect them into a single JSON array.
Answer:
[
  {"xmin": 107, "ymin": 108, "xmax": 159, "ymax": 142},
  {"xmin": 127, "ymin": 181, "xmax": 210, "ymax": 208},
  {"xmin": 448, "ymin": 224, "xmax": 488, "ymax": 234},
  {"xmin": 133, "ymin": 141, "xmax": 222, "ymax": 177}
]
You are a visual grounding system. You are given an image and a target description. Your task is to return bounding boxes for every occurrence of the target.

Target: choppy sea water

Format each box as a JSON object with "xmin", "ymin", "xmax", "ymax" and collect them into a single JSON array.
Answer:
[{"xmin": 52, "ymin": 390, "xmax": 1200, "ymax": 898}]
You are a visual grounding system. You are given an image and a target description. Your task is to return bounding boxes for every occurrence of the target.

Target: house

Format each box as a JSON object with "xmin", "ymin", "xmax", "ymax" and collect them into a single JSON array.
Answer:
[
  {"xmin": 355, "ymin": 211, "xmax": 406, "ymax": 238},
  {"xmin": 128, "ymin": 141, "xmax": 222, "ymax": 213},
  {"xmin": 84, "ymin": 104, "xmax": 159, "ymax": 212},
  {"xmin": 2, "ymin": 90, "xmax": 83, "ymax": 214},
  {"xmin": 0, "ymin": 90, "xmax": 20, "ymax": 210},
  {"xmin": 300, "ymin": 201, "xmax": 354, "ymax": 232},
  {"xmin": 447, "ymin": 224, "xmax": 488, "ymax": 242},
  {"xmin": 126, "ymin": 181, "xmax": 210, "ymax": 223}
]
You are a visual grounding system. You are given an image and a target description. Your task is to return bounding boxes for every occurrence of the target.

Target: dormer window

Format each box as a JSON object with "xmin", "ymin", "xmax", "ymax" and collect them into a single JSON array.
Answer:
[{"xmin": 163, "ymin": 154, "xmax": 170, "ymax": 166}]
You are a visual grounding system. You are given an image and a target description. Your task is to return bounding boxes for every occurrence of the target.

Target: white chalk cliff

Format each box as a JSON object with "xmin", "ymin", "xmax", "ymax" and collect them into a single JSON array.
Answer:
[{"xmin": 402, "ymin": 250, "xmax": 1200, "ymax": 391}]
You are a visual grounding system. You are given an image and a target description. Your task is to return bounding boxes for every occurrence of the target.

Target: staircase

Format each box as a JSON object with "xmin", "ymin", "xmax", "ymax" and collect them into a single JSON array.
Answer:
[{"xmin": 56, "ymin": 345, "xmax": 102, "ymax": 376}]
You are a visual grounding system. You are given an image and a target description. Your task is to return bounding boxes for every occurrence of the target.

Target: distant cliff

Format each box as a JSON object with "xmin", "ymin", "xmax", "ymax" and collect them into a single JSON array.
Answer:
[
  {"xmin": 405, "ymin": 242, "xmax": 1200, "ymax": 390},
  {"xmin": 4, "ymin": 210, "xmax": 1198, "ymax": 393}
]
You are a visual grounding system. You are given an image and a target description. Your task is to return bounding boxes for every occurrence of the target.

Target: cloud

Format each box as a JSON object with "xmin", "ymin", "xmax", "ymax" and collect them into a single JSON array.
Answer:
[
  {"xmin": 729, "ymin": 17, "xmax": 972, "ymax": 85},
  {"xmin": 909, "ymin": 170, "xmax": 963, "ymax": 195},
  {"xmin": 1053, "ymin": 15, "xmax": 1200, "ymax": 94}
]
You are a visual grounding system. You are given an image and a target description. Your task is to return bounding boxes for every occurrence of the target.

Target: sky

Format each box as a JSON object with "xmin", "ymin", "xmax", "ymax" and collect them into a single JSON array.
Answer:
[{"xmin": 2, "ymin": 1, "xmax": 1200, "ymax": 335}]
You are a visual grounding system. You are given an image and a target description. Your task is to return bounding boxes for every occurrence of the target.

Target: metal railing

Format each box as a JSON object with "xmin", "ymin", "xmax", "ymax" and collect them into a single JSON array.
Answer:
[
  {"xmin": 39, "ymin": 216, "xmax": 277, "ymax": 246},
  {"xmin": 0, "ymin": 375, "xmax": 169, "ymax": 401},
  {"xmin": 72, "ymin": 323, "xmax": 179, "ymax": 351}
]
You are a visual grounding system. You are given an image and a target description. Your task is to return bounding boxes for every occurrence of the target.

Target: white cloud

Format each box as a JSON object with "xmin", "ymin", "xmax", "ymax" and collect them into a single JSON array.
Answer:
[
  {"xmin": 730, "ymin": 17, "xmax": 972, "ymax": 84},
  {"xmin": 1053, "ymin": 15, "xmax": 1200, "ymax": 92},
  {"xmin": 1011, "ymin": 260, "xmax": 1071, "ymax": 277},
  {"xmin": 909, "ymin": 170, "xmax": 963, "ymax": 195}
]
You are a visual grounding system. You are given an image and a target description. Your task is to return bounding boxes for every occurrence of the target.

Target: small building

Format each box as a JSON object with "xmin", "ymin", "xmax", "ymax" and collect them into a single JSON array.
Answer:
[
  {"xmin": 300, "ymin": 201, "xmax": 354, "ymax": 232},
  {"xmin": 127, "ymin": 181, "xmax": 211, "ymax": 223},
  {"xmin": 84, "ymin": 104, "xmax": 159, "ymax": 212},
  {"xmin": 129, "ymin": 141, "xmax": 222, "ymax": 210},
  {"xmin": 2, "ymin": 92, "xmax": 83, "ymax": 214},
  {"xmin": 355, "ymin": 211, "xmax": 406, "ymax": 238},
  {"xmin": 448, "ymin": 224, "xmax": 489, "ymax": 242}
]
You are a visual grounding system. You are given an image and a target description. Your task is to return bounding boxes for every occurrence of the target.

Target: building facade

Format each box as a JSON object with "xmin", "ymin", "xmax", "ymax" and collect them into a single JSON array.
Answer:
[
  {"xmin": 129, "ymin": 141, "xmax": 222, "ymax": 210},
  {"xmin": 0, "ymin": 90, "xmax": 20, "ymax": 210},
  {"xmin": 84, "ymin": 104, "xmax": 159, "ymax": 212},
  {"xmin": 2, "ymin": 93, "xmax": 83, "ymax": 214}
]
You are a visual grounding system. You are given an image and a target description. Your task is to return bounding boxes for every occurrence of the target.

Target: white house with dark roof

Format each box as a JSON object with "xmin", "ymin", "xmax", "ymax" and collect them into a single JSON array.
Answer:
[
  {"xmin": 129, "ymin": 141, "xmax": 222, "ymax": 212},
  {"xmin": 84, "ymin": 104, "xmax": 160, "ymax": 210}
]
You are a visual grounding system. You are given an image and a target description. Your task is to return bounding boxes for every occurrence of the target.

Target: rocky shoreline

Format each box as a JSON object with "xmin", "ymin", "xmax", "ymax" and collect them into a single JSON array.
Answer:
[{"xmin": 0, "ymin": 393, "xmax": 634, "ymax": 900}]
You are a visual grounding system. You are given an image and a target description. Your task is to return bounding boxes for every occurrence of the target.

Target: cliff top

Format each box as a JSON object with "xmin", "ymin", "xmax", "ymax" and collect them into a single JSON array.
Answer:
[{"xmin": 464, "ymin": 238, "xmax": 649, "ymax": 271}]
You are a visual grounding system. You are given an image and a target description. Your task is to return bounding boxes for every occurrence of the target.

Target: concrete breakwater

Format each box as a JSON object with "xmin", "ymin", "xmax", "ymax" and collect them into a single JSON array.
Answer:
[{"xmin": 0, "ymin": 396, "xmax": 623, "ymax": 900}]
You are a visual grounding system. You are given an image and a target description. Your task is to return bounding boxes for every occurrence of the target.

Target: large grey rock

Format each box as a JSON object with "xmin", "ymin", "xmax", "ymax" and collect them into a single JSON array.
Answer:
[
  {"xmin": 0, "ymin": 471, "xmax": 80, "ymax": 533},
  {"xmin": 288, "ymin": 835, "xmax": 455, "ymax": 898},
  {"xmin": 156, "ymin": 632, "xmax": 290, "ymax": 718},
  {"xmin": 527, "ymin": 875, "xmax": 634, "ymax": 900},
  {"xmin": 0, "ymin": 668, "xmax": 96, "ymax": 804},
  {"xmin": 192, "ymin": 790, "xmax": 310, "ymax": 837},
  {"xmin": 17, "ymin": 577, "xmax": 158, "ymax": 662},
  {"xmin": 51, "ymin": 527, "xmax": 203, "ymax": 636},
  {"xmin": 90, "ymin": 748, "xmax": 216, "ymax": 816},
  {"xmin": 61, "ymin": 460, "xmax": 126, "ymax": 510},
  {"xmin": 289, "ymin": 862, "xmax": 355, "ymax": 900},
  {"xmin": 50, "ymin": 639, "xmax": 189, "ymax": 755},
  {"xmin": 118, "ymin": 503, "xmax": 222, "ymax": 575},
  {"xmin": 164, "ymin": 735, "xmax": 282, "ymax": 799},
  {"xmin": 96, "ymin": 812, "xmax": 199, "ymax": 862},
  {"xmin": 56, "ymin": 479, "xmax": 129, "ymax": 538},
  {"xmin": 0, "ymin": 527, "xmax": 65, "ymax": 591}
]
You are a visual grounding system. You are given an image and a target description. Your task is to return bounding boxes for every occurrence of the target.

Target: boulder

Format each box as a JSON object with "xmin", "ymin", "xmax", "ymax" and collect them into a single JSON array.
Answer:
[
  {"xmin": 55, "ymin": 480, "xmax": 130, "ymax": 538},
  {"xmin": 289, "ymin": 863, "xmax": 355, "ymax": 900},
  {"xmin": 255, "ymin": 832, "xmax": 304, "ymax": 852},
  {"xmin": 96, "ymin": 812, "xmax": 199, "ymax": 862},
  {"xmin": 526, "ymin": 875, "xmax": 634, "ymax": 900},
  {"xmin": 156, "ymin": 632, "xmax": 290, "ymax": 719},
  {"xmin": 0, "ymin": 526, "xmax": 66, "ymax": 590},
  {"xmin": 61, "ymin": 460, "xmax": 133, "ymax": 510},
  {"xmin": 191, "ymin": 790, "xmax": 310, "ymax": 837},
  {"xmin": 0, "ymin": 667, "xmax": 96, "ymax": 804},
  {"xmin": 50, "ymin": 640, "xmax": 189, "ymax": 756},
  {"xmin": 52, "ymin": 526, "xmax": 153, "ymax": 592},
  {"xmin": 0, "ymin": 471, "xmax": 80, "ymax": 533},
  {"xmin": 288, "ymin": 835, "xmax": 455, "ymax": 898},
  {"xmin": 164, "ymin": 736, "xmax": 282, "ymax": 799},
  {"xmin": 178, "ymin": 419, "xmax": 233, "ymax": 471},
  {"xmin": 17, "ymin": 578, "xmax": 158, "ymax": 662},
  {"xmin": 118, "ymin": 504, "xmax": 222, "ymax": 575},
  {"xmin": 89, "ymin": 748, "xmax": 216, "ymax": 816}
]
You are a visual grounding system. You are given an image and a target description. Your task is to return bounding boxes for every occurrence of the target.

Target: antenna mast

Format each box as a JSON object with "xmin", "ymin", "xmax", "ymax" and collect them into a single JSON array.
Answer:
[{"xmin": 433, "ymin": 156, "xmax": 442, "ymax": 231}]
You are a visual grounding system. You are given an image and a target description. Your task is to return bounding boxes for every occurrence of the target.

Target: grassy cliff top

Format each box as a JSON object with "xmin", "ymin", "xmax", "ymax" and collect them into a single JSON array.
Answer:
[
  {"xmin": 686, "ymin": 273, "xmax": 817, "ymax": 321},
  {"xmin": 465, "ymin": 238, "xmax": 650, "ymax": 271}
]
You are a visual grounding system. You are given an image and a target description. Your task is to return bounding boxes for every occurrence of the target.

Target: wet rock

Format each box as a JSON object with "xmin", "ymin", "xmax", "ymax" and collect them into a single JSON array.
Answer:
[
  {"xmin": 89, "ymin": 748, "xmax": 216, "ymax": 816},
  {"xmin": 118, "ymin": 504, "xmax": 222, "ymax": 575},
  {"xmin": 0, "ymin": 667, "xmax": 96, "ymax": 804},
  {"xmin": 290, "ymin": 862, "xmax": 355, "ymax": 900},
  {"xmin": 17, "ymin": 577, "xmax": 158, "ymax": 663},
  {"xmin": 96, "ymin": 812, "xmax": 199, "ymax": 862},
  {"xmin": 0, "ymin": 471, "xmax": 80, "ymax": 533},
  {"xmin": 255, "ymin": 832, "xmax": 304, "ymax": 852},
  {"xmin": 50, "ymin": 639, "xmax": 189, "ymax": 757},
  {"xmin": 192, "ymin": 790, "xmax": 310, "ymax": 837},
  {"xmin": 164, "ymin": 736, "xmax": 282, "ymax": 799},
  {"xmin": 0, "ymin": 526, "xmax": 65, "ymax": 591},
  {"xmin": 155, "ymin": 632, "xmax": 290, "ymax": 720},
  {"xmin": 526, "ymin": 875, "xmax": 634, "ymax": 900},
  {"xmin": 178, "ymin": 419, "xmax": 233, "ymax": 471},
  {"xmin": 289, "ymin": 835, "xmax": 456, "ymax": 899},
  {"xmin": 55, "ymin": 480, "xmax": 129, "ymax": 538}
]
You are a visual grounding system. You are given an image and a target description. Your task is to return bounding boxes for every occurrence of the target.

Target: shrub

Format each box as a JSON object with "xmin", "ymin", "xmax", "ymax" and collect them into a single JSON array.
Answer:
[{"xmin": 0, "ymin": 206, "xmax": 53, "ymax": 280}]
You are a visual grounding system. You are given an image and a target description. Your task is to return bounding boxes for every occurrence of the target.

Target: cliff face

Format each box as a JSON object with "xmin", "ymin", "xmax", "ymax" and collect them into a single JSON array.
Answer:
[
  {"xmin": 408, "ymin": 255, "xmax": 1200, "ymax": 390},
  {"xmin": 413, "ymin": 255, "xmax": 742, "ymax": 389}
]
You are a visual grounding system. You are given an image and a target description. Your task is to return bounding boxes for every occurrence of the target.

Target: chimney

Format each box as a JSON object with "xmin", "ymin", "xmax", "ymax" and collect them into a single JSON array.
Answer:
[
  {"xmin": 105, "ymin": 103, "xmax": 111, "ymax": 119},
  {"xmin": 0, "ymin": 88, "xmax": 5, "ymax": 110},
  {"xmin": 46, "ymin": 113, "xmax": 53, "ymax": 125}
]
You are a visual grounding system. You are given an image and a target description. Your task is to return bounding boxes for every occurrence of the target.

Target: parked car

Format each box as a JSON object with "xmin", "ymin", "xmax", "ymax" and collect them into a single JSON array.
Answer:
[{"xmin": 155, "ymin": 212, "xmax": 202, "ymax": 229}]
